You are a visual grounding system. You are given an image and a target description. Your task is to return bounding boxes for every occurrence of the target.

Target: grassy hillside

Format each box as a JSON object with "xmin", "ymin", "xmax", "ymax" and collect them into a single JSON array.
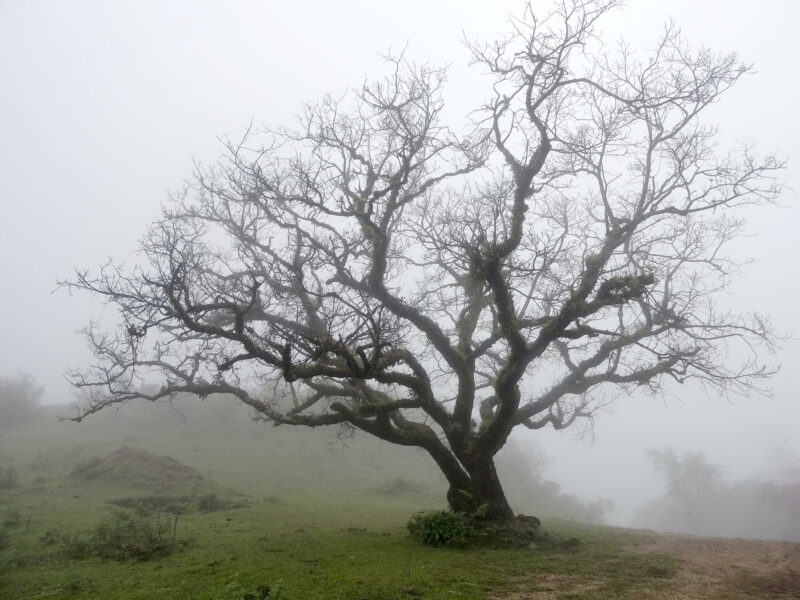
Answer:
[{"xmin": 0, "ymin": 397, "xmax": 750, "ymax": 599}]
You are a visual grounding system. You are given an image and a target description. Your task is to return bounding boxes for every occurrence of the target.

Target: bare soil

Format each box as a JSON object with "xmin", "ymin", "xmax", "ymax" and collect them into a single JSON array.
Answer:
[
  {"xmin": 501, "ymin": 533, "xmax": 800, "ymax": 599},
  {"xmin": 630, "ymin": 533, "xmax": 800, "ymax": 599}
]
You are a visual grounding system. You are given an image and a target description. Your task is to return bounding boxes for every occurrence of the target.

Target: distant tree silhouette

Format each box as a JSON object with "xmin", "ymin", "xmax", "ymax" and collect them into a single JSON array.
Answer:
[
  {"xmin": 636, "ymin": 448, "xmax": 800, "ymax": 541},
  {"xmin": 0, "ymin": 374, "xmax": 43, "ymax": 427},
  {"xmin": 647, "ymin": 448, "xmax": 723, "ymax": 531}
]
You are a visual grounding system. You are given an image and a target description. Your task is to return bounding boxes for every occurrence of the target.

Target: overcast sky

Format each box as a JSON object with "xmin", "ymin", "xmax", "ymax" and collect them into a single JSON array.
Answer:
[{"xmin": 1, "ymin": 0, "xmax": 798, "ymax": 523}]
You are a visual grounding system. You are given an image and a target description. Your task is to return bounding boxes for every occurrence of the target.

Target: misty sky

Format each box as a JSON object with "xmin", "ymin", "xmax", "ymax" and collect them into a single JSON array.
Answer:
[{"xmin": 1, "ymin": 0, "xmax": 799, "ymax": 524}]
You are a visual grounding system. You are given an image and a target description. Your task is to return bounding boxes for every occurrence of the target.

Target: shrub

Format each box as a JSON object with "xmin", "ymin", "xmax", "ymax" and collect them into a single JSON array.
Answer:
[
  {"xmin": 61, "ymin": 535, "xmax": 94, "ymax": 560},
  {"xmin": 38, "ymin": 529, "xmax": 61, "ymax": 546},
  {"xmin": 108, "ymin": 492, "xmax": 246, "ymax": 515},
  {"xmin": 1, "ymin": 509, "xmax": 21, "ymax": 528},
  {"xmin": 196, "ymin": 493, "xmax": 244, "ymax": 512},
  {"xmin": 376, "ymin": 477, "xmax": 426, "ymax": 496},
  {"xmin": 63, "ymin": 511, "xmax": 180, "ymax": 561},
  {"xmin": 91, "ymin": 511, "xmax": 177, "ymax": 561},
  {"xmin": 215, "ymin": 581, "xmax": 283, "ymax": 600},
  {"xmin": 407, "ymin": 510, "xmax": 473, "ymax": 547},
  {"xmin": 408, "ymin": 509, "xmax": 548, "ymax": 549},
  {"xmin": 0, "ymin": 468, "xmax": 17, "ymax": 490},
  {"xmin": 108, "ymin": 495, "xmax": 189, "ymax": 515}
]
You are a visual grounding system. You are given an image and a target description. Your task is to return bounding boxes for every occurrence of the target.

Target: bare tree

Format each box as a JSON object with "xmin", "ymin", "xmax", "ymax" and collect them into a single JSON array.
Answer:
[{"xmin": 67, "ymin": 1, "xmax": 781, "ymax": 521}]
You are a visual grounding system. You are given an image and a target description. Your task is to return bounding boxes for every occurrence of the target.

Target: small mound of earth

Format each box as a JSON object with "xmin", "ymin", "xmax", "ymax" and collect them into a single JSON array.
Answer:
[{"xmin": 71, "ymin": 447, "xmax": 203, "ymax": 492}]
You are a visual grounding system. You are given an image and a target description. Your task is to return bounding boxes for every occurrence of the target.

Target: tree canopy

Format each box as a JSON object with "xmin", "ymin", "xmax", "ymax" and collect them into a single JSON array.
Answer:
[{"xmin": 68, "ymin": 0, "xmax": 781, "ymax": 520}]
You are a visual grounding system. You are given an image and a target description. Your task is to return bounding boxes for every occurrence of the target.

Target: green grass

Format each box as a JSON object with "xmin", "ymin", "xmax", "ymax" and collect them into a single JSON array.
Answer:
[{"xmin": 0, "ymin": 398, "xmax": 680, "ymax": 599}]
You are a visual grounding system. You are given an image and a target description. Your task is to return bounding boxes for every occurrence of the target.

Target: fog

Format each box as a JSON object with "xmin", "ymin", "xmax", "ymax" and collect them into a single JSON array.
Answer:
[{"xmin": 1, "ymin": 0, "xmax": 799, "ymax": 536}]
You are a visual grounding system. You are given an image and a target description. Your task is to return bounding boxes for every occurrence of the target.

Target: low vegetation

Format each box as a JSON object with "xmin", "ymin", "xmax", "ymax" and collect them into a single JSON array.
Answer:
[
  {"xmin": 61, "ymin": 510, "xmax": 179, "ymax": 562},
  {"xmin": 407, "ymin": 509, "xmax": 475, "ymax": 547},
  {"xmin": 0, "ymin": 398, "xmax": 796, "ymax": 599},
  {"xmin": 108, "ymin": 492, "xmax": 246, "ymax": 515}
]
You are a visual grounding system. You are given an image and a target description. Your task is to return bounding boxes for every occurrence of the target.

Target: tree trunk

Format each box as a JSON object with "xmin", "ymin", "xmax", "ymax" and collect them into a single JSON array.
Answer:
[
  {"xmin": 421, "ymin": 438, "xmax": 516, "ymax": 522},
  {"xmin": 447, "ymin": 457, "xmax": 515, "ymax": 521}
]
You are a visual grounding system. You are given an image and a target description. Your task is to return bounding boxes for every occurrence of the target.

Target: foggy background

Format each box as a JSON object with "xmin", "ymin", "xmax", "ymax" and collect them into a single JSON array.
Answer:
[{"xmin": 1, "ymin": 0, "xmax": 798, "ymax": 526}]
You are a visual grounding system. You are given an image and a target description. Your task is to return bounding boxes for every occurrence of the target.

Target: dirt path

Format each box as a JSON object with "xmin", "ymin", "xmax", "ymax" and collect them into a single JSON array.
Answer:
[
  {"xmin": 629, "ymin": 534, "xmax": 800, "ymax": 599},
  {"xmin": 498, "ymin": 534, "xmax": 800, "ymax": 599}
]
